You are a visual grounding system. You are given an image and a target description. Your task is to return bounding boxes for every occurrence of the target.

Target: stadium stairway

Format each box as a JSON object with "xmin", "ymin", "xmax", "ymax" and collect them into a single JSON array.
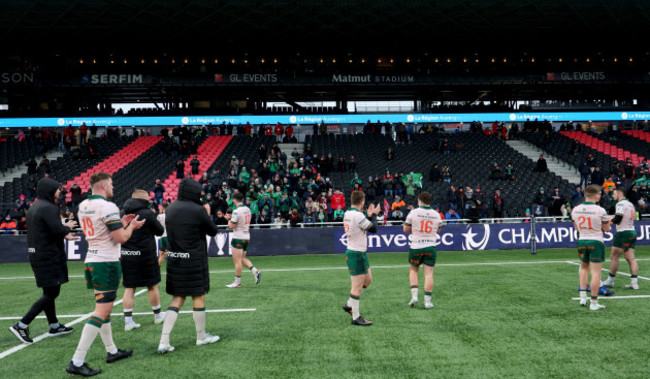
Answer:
[
  {"xmin": 506, "ymin": 140, "xmax": 580, "ymax": 184},
  {"xmin": 560, "ymin": 131, "xmax": 644, "ymax": 166},
  {"xmin": 159, "ymin": 135, "xmax": 232, "ymax": 202},
  {"xmin": 63, "ymin": 136, "xmax": 162, "ymax": 202}
]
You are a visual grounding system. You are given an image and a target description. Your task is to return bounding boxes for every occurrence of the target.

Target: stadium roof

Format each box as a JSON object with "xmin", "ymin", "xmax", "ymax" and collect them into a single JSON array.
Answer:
[{"xmin": 0, "ymin": 0, "xmax": 646, "ymax": 55}]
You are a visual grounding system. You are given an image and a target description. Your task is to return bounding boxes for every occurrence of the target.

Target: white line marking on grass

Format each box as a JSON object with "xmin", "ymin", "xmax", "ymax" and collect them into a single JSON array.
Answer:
[
  {"xmin": 571, "ymin": 295, "xmax": 650, "ymax": 300},
  {"xmin": 0, "ymin": 288, "xmax": 148, "ymax": 360},
  {"xmin": 2, "ymin": 258, "xmax": 650, "ymax": 280},
  {"xmin": 0, "ymin": 308, "xmax": 257, "ymax": 321}
]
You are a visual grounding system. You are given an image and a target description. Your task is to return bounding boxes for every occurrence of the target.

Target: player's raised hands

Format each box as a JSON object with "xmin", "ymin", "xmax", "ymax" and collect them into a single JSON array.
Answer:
[
  {"xmin": 64, "ymin": 219, "xmax": 78, "ymax": 229},
  {"xmin": 121, "ymin": 214, "xmax": 136, "ymax": 226},
  {"xmin": 367, "ymin": 203, "xmax": 380, "ymax": 216}
]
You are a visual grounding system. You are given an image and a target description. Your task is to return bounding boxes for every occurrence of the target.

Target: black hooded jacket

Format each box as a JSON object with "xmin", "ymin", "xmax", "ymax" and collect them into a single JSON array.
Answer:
[
  {"xmin": 27, "ymin": 178, "xmax": 71, "ymax": 288},
  {"xmin": 166, "ymin": 178, "xmax": 219, "ymax": 296},
  {"xmin": 120, "ymin": 197, "xmax": 164, "ymax": 287}
]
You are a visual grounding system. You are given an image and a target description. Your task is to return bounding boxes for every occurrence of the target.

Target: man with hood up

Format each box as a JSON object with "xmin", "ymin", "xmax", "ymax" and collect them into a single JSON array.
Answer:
[
  {"xmin": 158, "ymin": 178, "xmax": 220, "ymax": 354},
  {"xmin": 120, "ymin": 190, "xmax": 165, "ymax": 331},
  {"xmin": 10, "ymin": 178, "xmax": 78, "ymax": 344}
]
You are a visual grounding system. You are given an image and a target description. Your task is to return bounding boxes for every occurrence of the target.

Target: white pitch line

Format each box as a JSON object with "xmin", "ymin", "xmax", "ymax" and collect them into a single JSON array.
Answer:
[
  {"xmin": 0, "ymin": 308, "xmax": 256, "ymax": 321},
  {"xmin": 571, "ymin": 295, "xmax": 650, "ymax": 300},
  {"xmin": 0, "ymin": 288, "xmax": 148, "ymax": 360},
  {"xmin": 3, "ymin": 258, "xmax": 650, "ymax": 280}
]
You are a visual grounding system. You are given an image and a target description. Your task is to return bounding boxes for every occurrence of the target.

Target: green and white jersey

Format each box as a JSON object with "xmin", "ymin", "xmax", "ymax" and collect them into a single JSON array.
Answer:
[
  {"xmin": 78, "ymin": 195, "xmax": 123, "ymax": 263},
  {"xmin": 405, "ymin": 206, "xmax": 441, "ymax": 249},
  {"xmin": 231, "ymin": 205, "xmax": 252, "ymax": 240},
  {"xmin": 343, "ymin": 208, "xmax": 371, "ymax": 252},
  {"xmin": 571, "ymin": 201, "xmax": 608, "ymax": 242},
  {"xmin": 615, "ymin": 199, "xmax": 636, "ymax": 232}
]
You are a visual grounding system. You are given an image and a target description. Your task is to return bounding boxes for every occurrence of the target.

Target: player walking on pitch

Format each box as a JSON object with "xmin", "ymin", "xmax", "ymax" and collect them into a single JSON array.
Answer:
[
  {"xmin": 601, "ymin": 187, "xmax": 640, "ymax": 290},
  {"xmin": 225, "ymin": 191, "xmax": 261, "ymax": 287},
  {"xmin": 119, "ymin": 190, "xmax": 166, "ymax": 331},
  {"xmin": 403, "ymin": 192, "xmax": 441, "ymax": 309},
  {"xmin": 571, "ymin": 185, "xmax": 610, "ymax": 311},
  {"xmin": 342, "ymin": 191, "xmax": 380, "ymax": 326},
  {"xmin": 10, "ymin": 178, "xmax": 78, "ymax": 344},
  {"xmin": 158, "ymin": 178, "xmax": 220, "ymax": 353},
  {"xmin": 67, "ymin": 172, "xmax": 145, "ymax": 377}
]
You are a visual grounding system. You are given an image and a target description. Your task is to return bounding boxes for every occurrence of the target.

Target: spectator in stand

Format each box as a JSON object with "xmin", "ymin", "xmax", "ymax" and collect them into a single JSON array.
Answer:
[
  {"xmin": 348, "ymin": 155, "xmax": 357, "ymax": 171},
  {"xmin": 394, "ymin": 173, "xmax": 404, "ymax": 198},
  {"xmin": 284, "ymin": 125, "xmax": 294, "ymax": 142},
  {"xmin": 16, "ymin": 215, "xmax": 27, "ymax": 231},
  {"xmin": 386, "ymin": 147, "xmax": 394, "ymax": 161},
  {"xmin": 590, "ymin": 166, "xmax": 605, "ymax": 186},
  {"xmin": 473, "ymin": 185, "xmax": 486, "ymax": 218},
  {"xmin": 383, "ymin": 170, "xmax": 394, "ymax": 198},
  {"xmin": 213, "ymin": 211, "xmax": 228, "ymax": 226},
  {"xmin": 624, "ymin": 157, "xmax": 635, "ymax": 178},
  {"xmin": 69, "ymin": 183, "xmax": 83, "ymax": 210},
  {"xmin": 303, "ymin": 208, "xmax": 316, "ymax": 224},
  {"xmin": 441, "ymin": 165, "xmax": 452, "ymax": 183},
  {"xmin": 1, "ymin": 215, "xmax": 17, "ymax": 234},
  {"xmin": 534, "ymin": 154, "xmax": 548, "ymax": 173},
  {"xmin": 27, "ymin": 157, "xmax": 38, "ymax": 176},
  {"xmin": 365, "ymin": 177, "xmax": 378, "ymax": 203},
  {"xmin": 602, "ymin": 176, "xmax": 616, "ymax": 194},
  {"xmin": 404, "ymin": 176, "xmax": 417, "ymax": 201},
  {"xmin": 547, "ymin": 187, "xmax": 566, "ymax": 216},
  {"xmin": 175, "ymin": 160, "xmax": 185, "ymax": 179},
  {"xmin": 330, "ymin": 190, "xmax": 345, "ymax": 212},
  {"xmin": 579, "ymin": 161, "xmax": 591, "ymax": 188},
  {"xmin": 190, "ymin": 156, "xmax": 200, "ymax": 176},
  {"xmin": 258, "ymin": 209, "xmax": 272, "ymax": 228},
  {"xmin": 151, "ymin": 179, "xmax": 165, "ymax": 205},
  {"xmin": 572, "ymin": 185, "xmax": 585, "ymax": 205},
  {"xmin": 432, "ymin": 205, "xmax": 445, "ymax": 220},
  {"xmin": 38, "ymin": 156, "xmax": 51, "ymax": 176},
  {"xmin": 289, "ymin": 208, "xmax": 303, "ymax": 227},
  {"xmin": 337, "ymin": 157, "xmax": 347, "ymax": 172},
  {"xmin": 504, "ymin": 163, "xmax": 515, "ymax": 181},
  {"xmin": 25, "ymin": 177, "xmax": 38, "ymax": 200},
  {"xmin": 560, "ymin": 202, "xmax": 572, "ymax": 220},
  {"xmin": 391, "ymin": 208, "xmax": 405, "ymax": 221},
  {"xmin": 444, "ymin": 208, "xmax": 461, "ymax": 224},
  {"xmin": 391, "ymin": 196, "xmax": 406, "ymax": 212},
  {"xmin": 532, "ymin": 188, "xmax": 547, "ymax": 216},
  {"xmin": 489, "ymin": 163, "xmax": 503, "ymax": 181},
  {"xmin": 429, "ymin": 163, "xmax": 441, "ymax": 183},
  {"xmin": 447, "ymin": 185, "xmax": 459, "ymax": 211},
  {"xmin": 350, "ymin": 174, "xmax": 362, "ymax": 189},
  {"xmin": 492, "ymin": 189, "xmax": 505, "ymax": 218},
  {"xmin": 333, "ymin": 206, "xmax": 345, "ymax": 222},
  {"xmin": 275, "ymin": 123, "xmax": 284, "ymax": 138}
]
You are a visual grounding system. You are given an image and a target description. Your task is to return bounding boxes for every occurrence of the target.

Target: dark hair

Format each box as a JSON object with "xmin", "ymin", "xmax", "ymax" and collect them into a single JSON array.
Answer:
[
  {"xmin": 418, "ymin": 191, "xmax": 432, "ymax": 205},
  {"xmin": 232, "ymin": 190, "xmax": 244, "ymax": 202},
  {"xmin": 613, "ymin": 187, "xmax": 626, "ymax": 196}
]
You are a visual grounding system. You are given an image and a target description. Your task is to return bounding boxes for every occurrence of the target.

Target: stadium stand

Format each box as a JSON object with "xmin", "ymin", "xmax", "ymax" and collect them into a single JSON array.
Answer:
[
  {"xmin": 62, "ymin": 137, "xmax": 162, "ymax": 202},
  {"xmin": 560, "ymin": 131, "xmax": 643, "ymax": 166},
  {"xmin": 307, "ymin": 132, "xmax": 574, "ymax": 217},
  {"xmin": 159, "ymin": 135, "xmax": 232, "ymax": 202}
]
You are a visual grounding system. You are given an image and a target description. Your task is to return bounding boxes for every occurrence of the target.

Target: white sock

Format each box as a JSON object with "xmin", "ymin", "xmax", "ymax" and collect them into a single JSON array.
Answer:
[
  {"xmin": 410, "ymin": 287, "xmax": 418, "ymax": 300},
  {"xmin": 424, "ymin": 294, "xmax": 432, "ymax": 304},
  {"xmin": 579, "ymin": 290, "xmax": 588, "ymax": 300},
  {"xmin": 193, "ymin": 308, "xmax": 206, "ymax": 340},
  {"xmin": 72, "ymin": 319, "xmax": 102, "ymax": 365},
  {"xmin": 631, "ymin": 277, "xmax": 638, "ymax": 285},
  {"xmin": 250, "ymin": 266, "xmax": 258, "ymax": 274},
  {"xmin": 99, "ymin": 318, "xmax": 117, "ymax": 354},
  {"xmin": 160, "ymin": 307, "xmax": 179, "ymax": 345},
  {"xmin": 124, "ymin": 308, "xmax": 133, "ymax": 323},
  {"xmin": 152, "ymin": 305, "xmax": 162, "ymax": 318},
  {"xmin": 234, "ymin": 276, "xmax": 241, "ymax": 285},
  {"xmin": 350, "ymin": 296, "xmax": 360, "ymax": 320},
  {"xmin": 17, "ymin": 321, "xmax": 28, "ymax": 329}
]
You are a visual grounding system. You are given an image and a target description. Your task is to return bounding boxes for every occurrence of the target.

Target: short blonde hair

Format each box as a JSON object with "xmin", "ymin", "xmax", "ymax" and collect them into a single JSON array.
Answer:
[
  {"xmin": 89, "ymin": 172, "xmax": 111, "ymax": 188},
  {"xmin": 131, "ymin": 189, "xmax": 149, "ymax": 200},
  {"xmin": 585, "ymin": 184, "xmax": 601, "ymax": 197}
]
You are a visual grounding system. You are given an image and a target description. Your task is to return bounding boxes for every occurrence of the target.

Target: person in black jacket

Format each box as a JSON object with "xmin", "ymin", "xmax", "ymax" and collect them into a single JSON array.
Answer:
[
  {"xmin": 120, "ymin": 190, "xmax": 165, "ymax": 331},
  {"xmin": 190, "ymin": 156, "xmax": 201, "ymax": 176},
  {"xmin": 158, "ymin": 178, "xmax": 220, "ymax": 353},
  {"xmin": 10, "ymin": 178, "xmax": 78, "ymax": 344}
]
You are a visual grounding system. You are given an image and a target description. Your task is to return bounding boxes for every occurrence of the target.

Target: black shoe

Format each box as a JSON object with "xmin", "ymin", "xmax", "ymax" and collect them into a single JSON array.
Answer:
[
  {"xmin": 106, "ymin": 348, "xmax": 133, "ymax": 363},
  {"xmin": 49, "ymin": 324, "xmax": 74, "ymax": 336},
  {"xmin": 351, "ymin": 316, "xmax": 373, "ymax": 326},
  {"xmin": 66, "ymin": 361, "xmax": 101, "ymax": 377},
  {"xmin": 342, "ymin": 304, "xmax": 352, "ymax": 314},
  {"xmin": 9, "ymin": 323, "xmax": 33, "ymax": 344}
]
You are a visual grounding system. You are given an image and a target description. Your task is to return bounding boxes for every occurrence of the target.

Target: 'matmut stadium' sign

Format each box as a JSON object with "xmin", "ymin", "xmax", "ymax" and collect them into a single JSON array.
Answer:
[{"xmin": 331, "ymin": 74, "xmax": 414, "ymax": 83}]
